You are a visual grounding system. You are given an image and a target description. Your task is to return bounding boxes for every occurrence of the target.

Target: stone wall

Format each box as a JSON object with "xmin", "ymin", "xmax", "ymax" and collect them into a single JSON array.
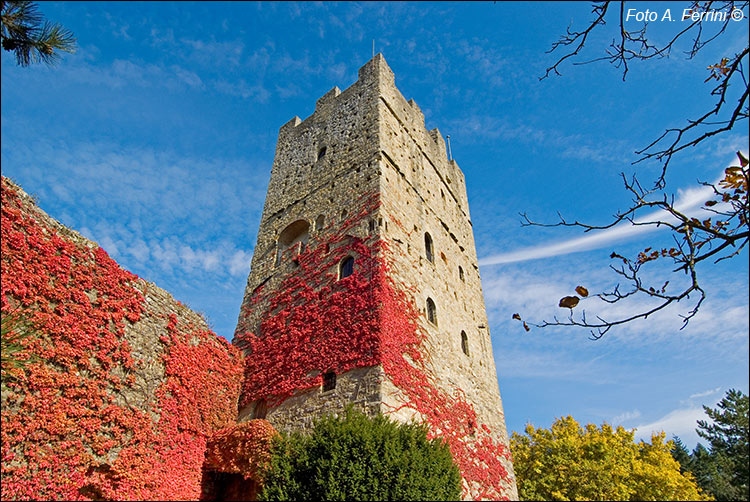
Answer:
[
  {"xmin": 235, "ymin": 63, "xmax": 383, "ymax": 339},
  {"xmin": 246, "ymin": 366, "xmax": 384, "ymax": 433},
  {"xmin": 374, "ymin": 53, "xmax": 513, "ymax": 455},
  {"xmin": 233, "ymin": 56, "xmax": 388, "ymax": 431},
  {"xmin": 233, "ymin": 55, "xmax": 517, "ymax": 500},
  {"xmin": 1, "ymin": 177, "xmax": 243, "ymax": 501}
]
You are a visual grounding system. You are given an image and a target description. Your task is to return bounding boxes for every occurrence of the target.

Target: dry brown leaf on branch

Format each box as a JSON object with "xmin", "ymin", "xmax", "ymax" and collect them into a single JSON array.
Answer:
[{"xmin": 558, "ymin": 296, "xmax": 580, "ymax": 309}]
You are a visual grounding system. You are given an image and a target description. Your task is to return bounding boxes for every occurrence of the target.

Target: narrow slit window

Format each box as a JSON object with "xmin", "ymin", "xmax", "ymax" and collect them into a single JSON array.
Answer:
[
  {"xmin": 317, "ymin": 146, "xmax": 327, "ymax": 160},
  {"xmin": 322, "ymin": 371, "xmax": 336, "ymax": 391},
  {"xmin": 458, "ymin": 266, "xmax": 464, "ymax": 281},
  {"xmin": 461, "ymin": 331, "xmax": 469, "ymax": 356},
  {"xmin": 426, "ymin": 298, "xmax": 437, "ymax": 326},
  {"xmin": 425, "ymin": 232, "xmax": 434, "ymax": 263},
  {"xmin": 339, "ymin": 256, "xmax": 354, "ymax": 279}
]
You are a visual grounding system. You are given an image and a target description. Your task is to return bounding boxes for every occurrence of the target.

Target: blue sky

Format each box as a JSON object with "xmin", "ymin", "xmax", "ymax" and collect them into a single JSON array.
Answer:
[{"xmin": 2, "ymin": 1, "xmax": 748, "ymax": 449}]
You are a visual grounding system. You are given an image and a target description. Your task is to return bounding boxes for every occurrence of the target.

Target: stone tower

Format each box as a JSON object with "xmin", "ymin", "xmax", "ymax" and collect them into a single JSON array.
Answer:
[{"xmin": 233, "ymin": 54, "xmax": 517, "ymax": 500}]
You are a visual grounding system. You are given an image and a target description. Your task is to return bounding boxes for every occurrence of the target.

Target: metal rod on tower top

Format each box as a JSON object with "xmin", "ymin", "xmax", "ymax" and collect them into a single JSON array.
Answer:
[
  {"xmin": 446, "ymin": 135, "xmax": 452, "ymax": 160},
  {"xmin": 372, "ymin": 40, "xmax": 375, "ymax": 58}
]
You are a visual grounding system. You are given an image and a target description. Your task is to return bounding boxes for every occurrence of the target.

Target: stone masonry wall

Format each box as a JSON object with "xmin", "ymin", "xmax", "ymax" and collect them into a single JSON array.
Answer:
[
  {"xmin": 375, "ymin": 56, "xmax": 504, "ymax": 420},
  {"xmin": 236, "ymin": 67, "xmax": 383, "ymax": 339},
  {"xmin": 234, "ymin": 61, "xmax": 386, "ymax": 425},
  {"xmin": 233, "ymin": 55, "xmax": 517, "ymax": 499},
  {"xmin": 372, "ymin": 56, "xmax": 517, "ymax": 499}
]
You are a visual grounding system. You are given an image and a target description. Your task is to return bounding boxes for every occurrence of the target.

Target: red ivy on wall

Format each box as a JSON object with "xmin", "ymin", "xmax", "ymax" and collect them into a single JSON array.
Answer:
[
  {"xmin": 1, "ymin": 178, "xmax": 243, "ymax": 501},
  {"xmin": 204, "ymin": 419, "xmax": 278, "ymax": 482},
  {"xmin": 235, "ymin": 192, "xmax": 514, "ymax": 500}
]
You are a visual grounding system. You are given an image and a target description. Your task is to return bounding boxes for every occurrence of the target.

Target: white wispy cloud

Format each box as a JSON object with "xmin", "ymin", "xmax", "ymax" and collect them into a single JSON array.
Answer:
[
  {"xmin": 495, "ymin": 347, "xmax": 615, "ymax": 382},
  {"xmin": 689, "ymin": 387, "xmax": 722, "ymax": 400},
  {"xmin": 445, "ymin": 114, "xmax": 622, "ymax": 163},
  {"xmin": 633, "ymin": 407, "xmax": 710, "ymax": 448},
  {"xmin": 12, "ymin": 42, "xmax": 281, "ymax": 104},
  {"xmin": 611, "ymin": 409, "xmax": 642, "ymax": 425},
  {"xmin": 179, "ymin": 37, "xmax": 245, "ymax": 68},
  {"xmin": 57, "ymin": 52, "xmax": 206, "ymax": 92},
  {"xmin": 454, "ymin": 38, "xmax": 507, "ymax": 89},
  {"xmin": 228, "ymin": 250, "xmax": 254, "ymax": 276},
  {"xmin": 482, "ymin": 252, "xmax": 749, "ymax": 349},
  {"xmin": 86, "ymin": 221, "xmax": 254, "ymax": 280},
  {"xmin": 478, "ymin": 165, "xmax": 741, "ymax": 266},
  {"xmin": 213, "ymin": 78, "xmax": 270, "ymax": 102},
  {"xmin": 2, "ymin": 137, "xmax": 266, "ymax": 284}
]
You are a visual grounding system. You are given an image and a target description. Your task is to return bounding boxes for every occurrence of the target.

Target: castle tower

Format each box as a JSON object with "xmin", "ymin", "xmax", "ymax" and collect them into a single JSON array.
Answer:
[{"xmin": 234, "ymin": 55, "xmax": 517, "ymax": 500}]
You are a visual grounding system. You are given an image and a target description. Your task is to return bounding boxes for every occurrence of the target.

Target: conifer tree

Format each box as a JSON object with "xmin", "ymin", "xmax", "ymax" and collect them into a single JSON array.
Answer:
[
  {"xmin": 696, "ymin": 389, "xmax": 750, "ymax": 500},
  {"xmin": 1, "ymin": 1, "xmax": 75, "ymax": 66},
  {"xmin": 671, "ymin": 435, "xmax": 694, "ymax": 475}
]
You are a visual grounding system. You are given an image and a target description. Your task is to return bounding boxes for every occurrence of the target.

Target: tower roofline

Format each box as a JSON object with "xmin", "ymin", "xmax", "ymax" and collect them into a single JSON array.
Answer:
[
  {"xmin": 277, "ymin": 52, "xmax": 457, "ymax": 169},
  {"xmin": 279, "ymin": 53, "xmax": 395, "ymax": 137},
  {"xmin": 357, "ymin": 52, "xmax": 394, "ymax": 82}
]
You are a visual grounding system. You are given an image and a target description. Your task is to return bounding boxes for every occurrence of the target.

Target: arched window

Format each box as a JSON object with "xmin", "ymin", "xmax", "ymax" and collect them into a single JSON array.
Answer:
[
  {"xmin": 458, "ymin": 266, "xmax": 464, "ymax": 282},
  {"xmin": 339, "ymin": 256, "xmax": 354, "ymax": 280},
  {"xmin": 461, "ymin": 331, "xmax": 469, "ymax": 356},
  {"xmin": 317, "ymin": 146, "xmax": 327, "ymax": 160},
  {"xmin": 315, "ymin": 214, "xmax": 325, "ymax": 232},
  {"xmin": 425, "ymin": 232, "xmax": 434, "ymax": 263},
  {"xmin": 276, "ymin": 220, "xmax": 310, "ymax": 265},
  {"xmin": 426, "ymin": 298, "xmax": 437, "ymax": 326}
]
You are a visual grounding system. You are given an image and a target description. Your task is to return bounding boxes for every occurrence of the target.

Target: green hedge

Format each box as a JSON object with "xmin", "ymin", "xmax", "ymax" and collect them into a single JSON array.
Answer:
[{"xmin": 259, "ymin": 407, "xmax": 462, "ymax": 501}]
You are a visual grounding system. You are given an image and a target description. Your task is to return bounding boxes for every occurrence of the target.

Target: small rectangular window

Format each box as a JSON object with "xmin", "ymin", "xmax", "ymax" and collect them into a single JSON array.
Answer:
[
  {"xmin": 339, "ymin": 256, "xmax": 354, "ymax": 279},
  {"xmin": 254, "ymin": 399, "xmax": 268, "ymax": 419},
  {"xmin": 322, "ymin": 371, "xmax": 336, "ymax": 392}
]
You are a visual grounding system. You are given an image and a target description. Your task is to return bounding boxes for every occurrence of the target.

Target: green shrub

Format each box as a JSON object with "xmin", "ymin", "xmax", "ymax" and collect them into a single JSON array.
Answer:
[{"xmin": 259, "ymin": 407, "xmax": 462, "ymax": 501}]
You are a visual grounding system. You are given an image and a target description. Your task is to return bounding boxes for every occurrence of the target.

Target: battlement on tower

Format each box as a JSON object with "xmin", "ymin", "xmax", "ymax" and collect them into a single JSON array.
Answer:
[{"xmin": 277, "ymin": 54, "xmax": 463, "ymax": 193}]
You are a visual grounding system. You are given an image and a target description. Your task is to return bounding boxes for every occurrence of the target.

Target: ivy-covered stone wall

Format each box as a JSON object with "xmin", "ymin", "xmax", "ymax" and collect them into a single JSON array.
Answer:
[{"xmin": 1, "ymin": 177, "xmax": 243, "ymax": 501}]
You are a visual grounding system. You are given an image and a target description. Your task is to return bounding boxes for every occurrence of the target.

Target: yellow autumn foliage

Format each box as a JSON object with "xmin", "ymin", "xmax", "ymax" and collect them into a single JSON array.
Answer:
[{"xmin": 510, "ymin": 415, "xmax": 712, "ymax": 501}]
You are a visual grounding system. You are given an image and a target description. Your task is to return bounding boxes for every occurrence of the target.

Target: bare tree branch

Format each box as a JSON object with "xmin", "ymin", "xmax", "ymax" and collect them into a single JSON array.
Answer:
[
  {"xmin": 515, "ymin": 153, "xmax": 749, "ymax": 338},
  {"xmin": 541, "ymin": 1, "xmax": 749, "ymax": 187},
  {"xmin": 513, "ymin": 1, "xmax": 750, "ymax": 337}
]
